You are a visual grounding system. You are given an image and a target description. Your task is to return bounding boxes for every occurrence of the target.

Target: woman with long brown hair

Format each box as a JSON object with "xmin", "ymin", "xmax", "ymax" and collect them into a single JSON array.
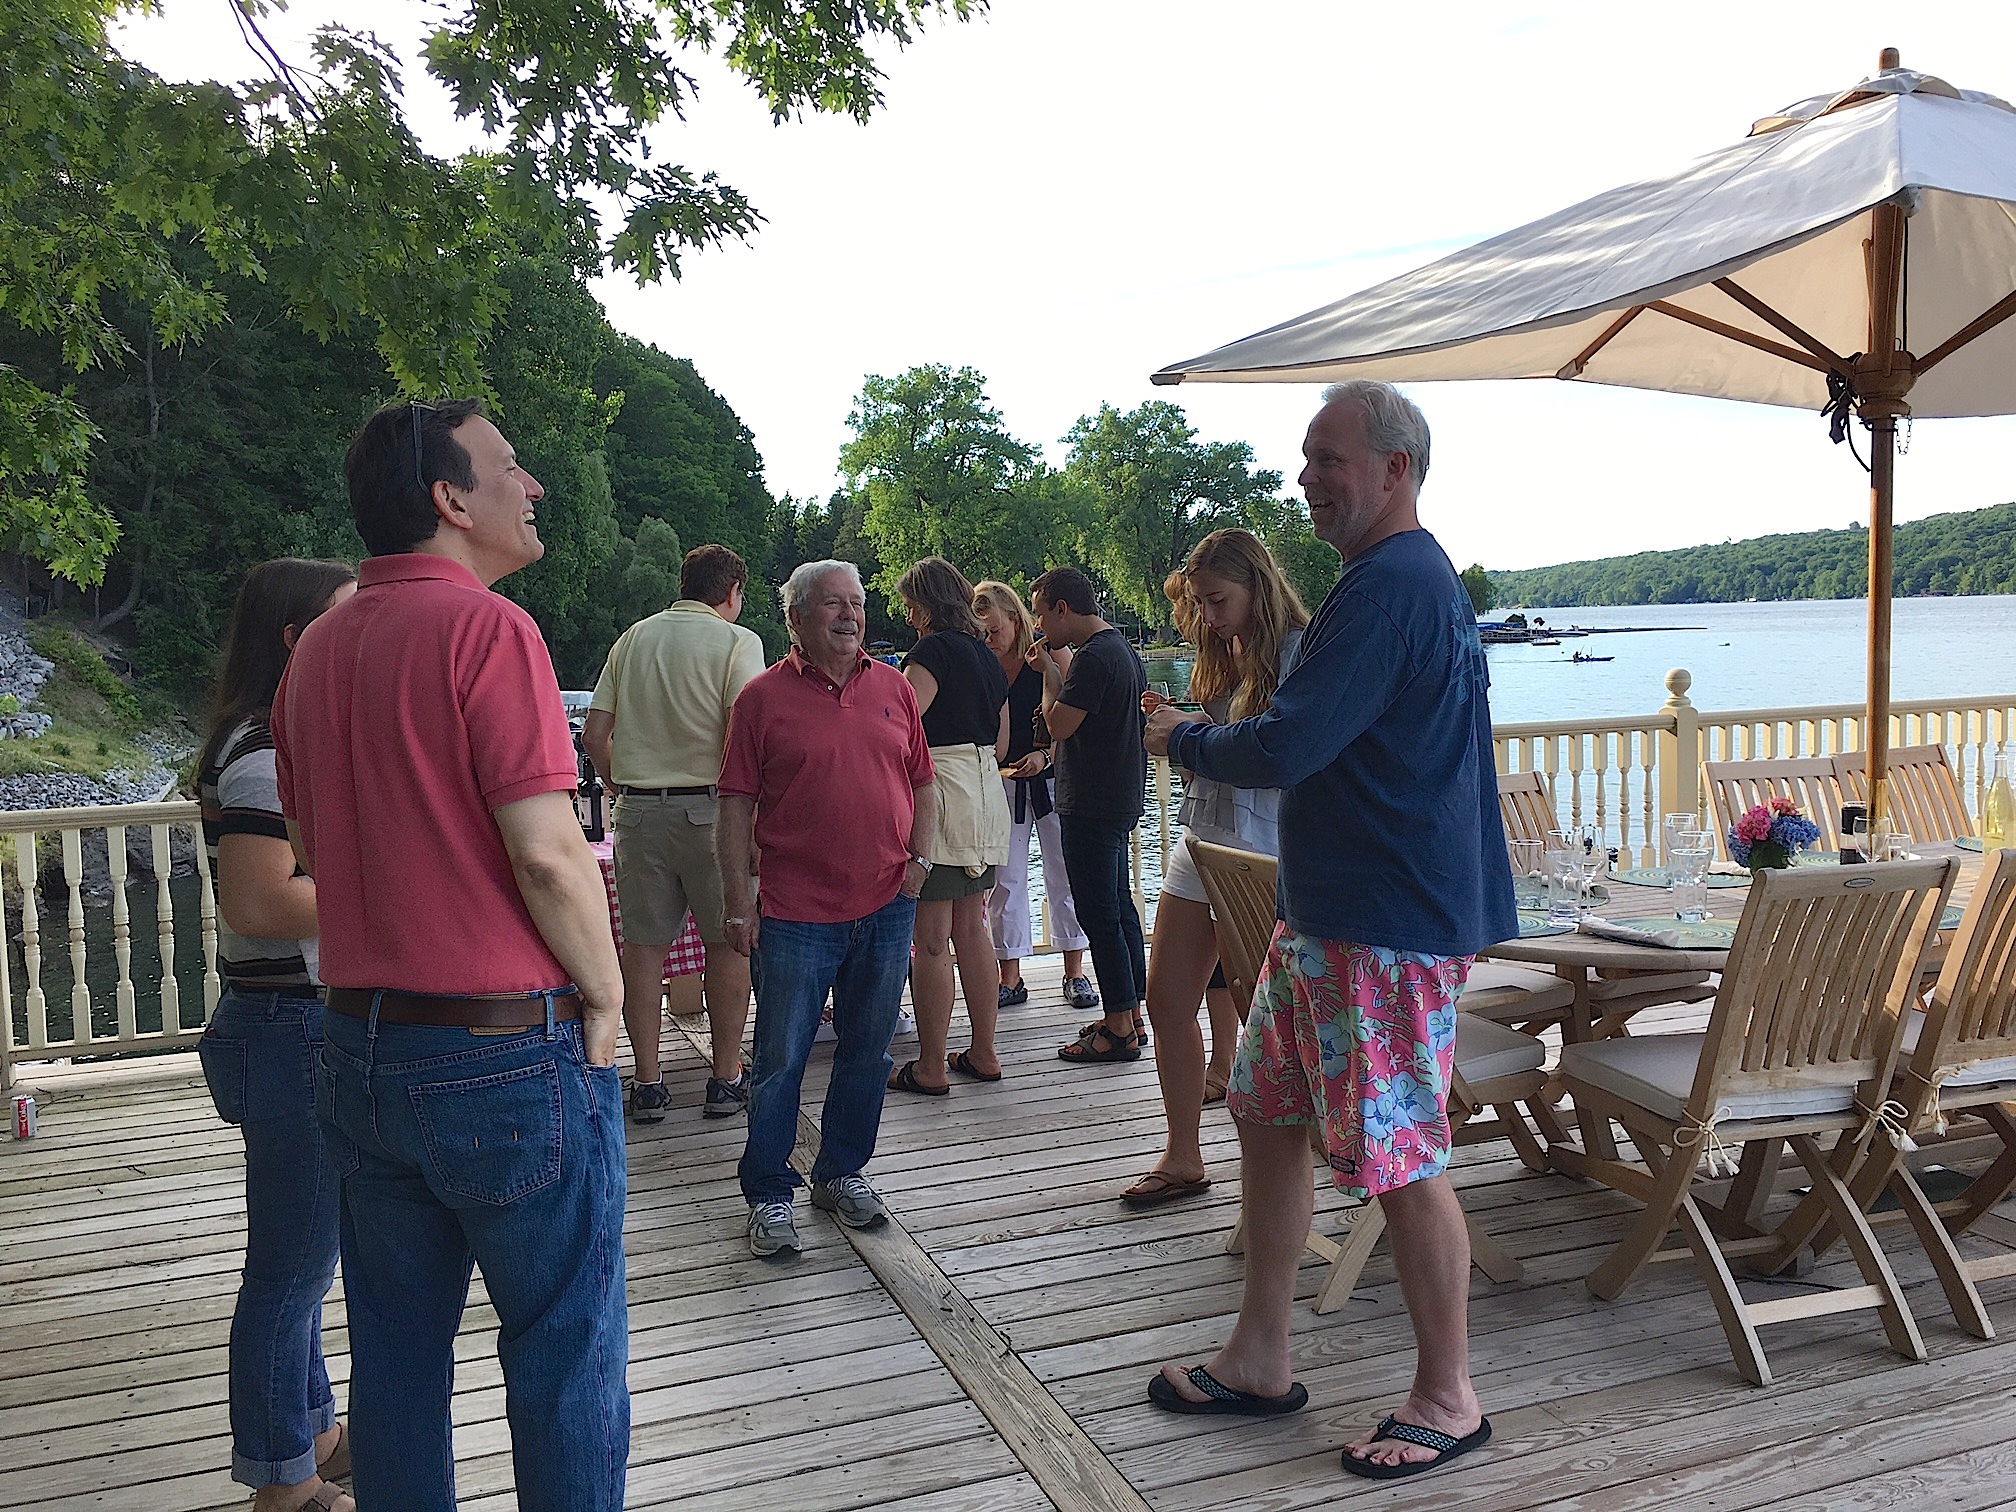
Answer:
[
  {"xmin": 972, "ymin": 581, "xmax": 1095, "ymax": 1012},
  {"xmin": 196, "ymin": 558, "xmax": 359, "ymax": 1512},
  {"xmin": 887, "ymin": 557, "xmax": 1013, "ymax": 1093},
  {"xmin": 1124, "ymin": 529, "xmax": 1309, "ymax": 1205}
]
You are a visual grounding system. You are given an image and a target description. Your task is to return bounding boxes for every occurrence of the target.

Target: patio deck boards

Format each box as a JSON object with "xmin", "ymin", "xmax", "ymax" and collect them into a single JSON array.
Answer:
[{"xmin": 5, "ymin": 957, "xmax": 2016, "ymax": 1511}]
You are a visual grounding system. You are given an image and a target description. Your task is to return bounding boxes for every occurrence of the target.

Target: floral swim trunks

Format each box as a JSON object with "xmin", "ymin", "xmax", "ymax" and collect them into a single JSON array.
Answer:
[{"xmin": 1226, "ymin": 924, "xmax": 1473, "ymax": 1201}]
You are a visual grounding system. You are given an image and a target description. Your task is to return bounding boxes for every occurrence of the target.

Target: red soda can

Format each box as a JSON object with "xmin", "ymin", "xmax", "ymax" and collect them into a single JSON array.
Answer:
[{"xmin": 12, "ymin": 1095, "xmax": 35, "ymax": 1139}]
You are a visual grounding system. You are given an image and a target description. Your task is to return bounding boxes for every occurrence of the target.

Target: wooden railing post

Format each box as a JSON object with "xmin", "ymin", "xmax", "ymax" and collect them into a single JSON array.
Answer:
[{"xmin": 1657, "ymin": 668, "xmax": 1700, "ymax": 826}]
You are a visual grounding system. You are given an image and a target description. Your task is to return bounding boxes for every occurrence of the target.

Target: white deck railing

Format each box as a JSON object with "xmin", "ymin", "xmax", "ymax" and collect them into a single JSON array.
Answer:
[
  {"xmin": 4, "ymin": 669, "xmax": 2013, "ymax": 1079},
  {"xmin": 0, "ymin": 801, "xmax": 219, "ymax": 1088},
  {"xmin": 1493, "ymin": 670, "xmax": 2016, "ymax": 869}
]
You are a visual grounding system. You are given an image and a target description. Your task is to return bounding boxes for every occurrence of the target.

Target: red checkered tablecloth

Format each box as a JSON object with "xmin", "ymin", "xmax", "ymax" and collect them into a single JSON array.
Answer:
[{"xmin": 590, "ymin": 840, "xmax": 706, "ymax": 977}]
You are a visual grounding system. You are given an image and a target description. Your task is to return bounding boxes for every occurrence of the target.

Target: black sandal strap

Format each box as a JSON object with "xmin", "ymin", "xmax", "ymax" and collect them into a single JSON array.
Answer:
[{"xmin": 1372, "ymin": 1416, "xmax": 1461, "ymax": 1454}]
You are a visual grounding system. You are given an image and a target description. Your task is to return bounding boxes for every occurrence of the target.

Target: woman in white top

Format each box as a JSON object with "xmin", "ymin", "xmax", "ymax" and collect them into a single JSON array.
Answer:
[{"xmin": 1124, "ymin": 529, "xmax": 1310, "ymax": 1206}]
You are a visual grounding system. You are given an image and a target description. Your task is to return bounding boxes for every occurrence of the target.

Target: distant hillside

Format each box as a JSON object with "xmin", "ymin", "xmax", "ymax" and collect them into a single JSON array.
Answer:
[{"xmin": 1490, "ymin": 501, "xmax": 2016, "ymax": 607}]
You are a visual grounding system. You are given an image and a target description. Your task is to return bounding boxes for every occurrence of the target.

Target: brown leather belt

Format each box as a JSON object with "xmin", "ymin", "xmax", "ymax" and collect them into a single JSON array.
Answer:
[{"xmin": 325, "ymin": 987, "xmax": 581, "ymax": 1028}]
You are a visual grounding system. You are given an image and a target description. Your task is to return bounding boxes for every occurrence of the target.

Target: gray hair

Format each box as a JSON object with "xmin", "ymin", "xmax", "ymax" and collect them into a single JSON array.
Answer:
[
  {"xmin": 1321, "ymin": 380, "xmax": 1430, "ymax": 487},
  {"xmin": 780, "ymin": 558, "xmax": 865, "ymax": 619}
]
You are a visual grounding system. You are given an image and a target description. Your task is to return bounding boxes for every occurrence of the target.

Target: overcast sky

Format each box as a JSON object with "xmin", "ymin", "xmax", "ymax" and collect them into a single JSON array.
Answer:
[{"xmin": 118, "ymin": 1, "xmax": 2016, "ymax": 571}]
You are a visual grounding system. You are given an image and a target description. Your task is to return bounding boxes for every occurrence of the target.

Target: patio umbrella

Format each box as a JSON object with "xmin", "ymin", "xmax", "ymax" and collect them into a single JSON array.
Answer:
[{"xmin": 1151, "ymin": 48, "xmax": 2016, "ymax": 819}]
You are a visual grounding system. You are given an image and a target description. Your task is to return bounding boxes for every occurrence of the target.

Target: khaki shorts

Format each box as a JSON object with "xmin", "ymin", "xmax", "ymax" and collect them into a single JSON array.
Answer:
[{"xmin": 612, "ymin": 792, "xmax": 726, "ymax": 947}]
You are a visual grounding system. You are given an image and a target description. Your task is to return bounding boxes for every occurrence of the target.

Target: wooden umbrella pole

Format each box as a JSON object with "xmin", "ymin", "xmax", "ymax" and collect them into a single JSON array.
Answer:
[
  {"xmin": 1866, "ymin": 413, "xmax": 1896, "ymax": 827},
  {"xmin": 1860, "ymin": 192, "xmax": 1912, "ymax": 829}
]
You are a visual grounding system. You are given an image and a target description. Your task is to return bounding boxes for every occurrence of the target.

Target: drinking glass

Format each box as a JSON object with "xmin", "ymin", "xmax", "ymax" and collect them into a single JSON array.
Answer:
[
  {"xmin": 1576, "ymin": 833, "xmax": 1607, "ymax": 894},
  {"xmin": 1663, "ymin": 812, "xmax": 1699, "ymax": 868},
  {"xmin": 1885, "ymin": 829, "xmax": 1916, "ymax": 862},
  {"xmin": 1545, "ymin": 849, "xmax": 1583, "ymax": 923},
  {"xmin": 1507, "ymin": 839, "xmax": 1544, "ymax": 877},
  {"xmin": 1853, "ymin": 816, "xmax": 1892, "ymax": 861},
  {"xmin": 1670, "ymin": 842, "xmax": 1712, "ymax": 922}
]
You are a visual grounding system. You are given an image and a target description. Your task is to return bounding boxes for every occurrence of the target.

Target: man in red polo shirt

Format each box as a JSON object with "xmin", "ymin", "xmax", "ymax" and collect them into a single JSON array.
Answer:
[
  {"xmin": 717, "ymin": 559, "xmax": 936, "ymax": 1257},
  {"xmin": 272, "ymin": 398, "xmax": 628, "ymax": 1511}
]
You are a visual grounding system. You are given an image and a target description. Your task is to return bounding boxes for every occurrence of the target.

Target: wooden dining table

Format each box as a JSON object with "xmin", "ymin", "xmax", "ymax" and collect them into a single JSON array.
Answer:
[{"xmin": 1483, "ymin": 839, "xmax": 1987, "ymax": 1171}]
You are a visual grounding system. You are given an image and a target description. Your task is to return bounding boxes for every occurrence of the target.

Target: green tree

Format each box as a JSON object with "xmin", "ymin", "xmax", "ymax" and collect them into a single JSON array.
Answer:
[
  {"xmin": 2, "ymin": 0, "xmax": 979, "ymax": 583},
  {"xmin": 841, "ymin": 365, "xmax": 1045, "ymax": 606},
  {"xmin": 1461, "ymin": 563, "xmax": 1497, "ymax": 615},
  {"xmin": 1064, "ymin": 401, "xmax": 1283, "ymax": 631},
  {"xmin": 1242, "ymin": 496, "xmax": 1337, "ymax": 617}
]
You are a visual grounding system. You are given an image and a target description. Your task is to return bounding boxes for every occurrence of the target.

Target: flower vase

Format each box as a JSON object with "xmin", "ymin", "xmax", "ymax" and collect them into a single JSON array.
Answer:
[{"xmin": 1745, "ymin": 839, "xmax": 1794, "ymax": 872}]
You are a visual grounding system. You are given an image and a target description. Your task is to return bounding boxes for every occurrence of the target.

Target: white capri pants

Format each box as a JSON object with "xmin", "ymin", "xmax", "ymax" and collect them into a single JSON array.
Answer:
[{"xmin": 988, "ymin": 778, "xmax": 1089, "ymax": 959}]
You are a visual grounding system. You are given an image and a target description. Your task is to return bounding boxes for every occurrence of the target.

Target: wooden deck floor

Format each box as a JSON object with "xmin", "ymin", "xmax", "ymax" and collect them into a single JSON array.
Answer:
[{"xmin": 8, "ymin": 957, "xmax": 2016, "ymax": 1511}]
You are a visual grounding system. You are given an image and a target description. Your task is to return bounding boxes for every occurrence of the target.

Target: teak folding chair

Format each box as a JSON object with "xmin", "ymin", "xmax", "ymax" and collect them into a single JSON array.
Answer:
[
  {"xmin": 1555, "ymin": 858, "xmax": 1957, "ymax": 1385},
  {"xmin": 1834, "ymin": 744, "xmax": 1974, "ymax": 843},
  {"xmin": 1821, "ymin": 847, "xmax": 2016, "ymax": 1337},
  {"xmin": 1497, "ymin": 769, "xmax": 1558, "ymax": 847},
  {"xmin": 1189, "ymin": 837, "xmax": 1548, "ymax": 1313},
  {"xmin": 1702, "ymin": 756, "xmax": 1846, "ymax": 860}
]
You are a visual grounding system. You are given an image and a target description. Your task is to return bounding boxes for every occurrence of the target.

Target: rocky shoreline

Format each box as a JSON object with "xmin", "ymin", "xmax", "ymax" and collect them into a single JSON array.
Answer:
[{"xmin": 0, "ymin": 593, "xmax": 182, "ymax": 813}]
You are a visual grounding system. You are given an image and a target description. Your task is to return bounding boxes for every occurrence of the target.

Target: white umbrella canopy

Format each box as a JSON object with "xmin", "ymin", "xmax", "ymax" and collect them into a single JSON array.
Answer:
[{"xmin": 1153, "ymin": 51, "xmax": 2016, "ymax": 819}]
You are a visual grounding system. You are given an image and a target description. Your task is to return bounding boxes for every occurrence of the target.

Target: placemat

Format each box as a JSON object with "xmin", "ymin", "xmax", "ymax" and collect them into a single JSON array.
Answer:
[
  {"xmin": 1612, "ymin": 867, "xmax": 1748, "ymax": 890},
  {"xmin": 1957, "ymin": 836, "xmax": 1986, "ymax": 852},
  {"xmin": 1598, "ymin": 916, "xmax": 1738, "ymax": 949},
  {"xmin": 1515, "ymin": 913, "xmax": 1575, "ymax": 938}
]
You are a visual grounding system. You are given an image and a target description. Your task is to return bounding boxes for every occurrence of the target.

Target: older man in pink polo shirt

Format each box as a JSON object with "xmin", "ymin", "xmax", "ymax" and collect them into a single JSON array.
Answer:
[
  {"xmin": 273, "ymin": 398, "xmax": 627, "ymax": 1512},
  {"xmin": 717, "ymin": 559, "xmax": 936, "ymax": 1258}
]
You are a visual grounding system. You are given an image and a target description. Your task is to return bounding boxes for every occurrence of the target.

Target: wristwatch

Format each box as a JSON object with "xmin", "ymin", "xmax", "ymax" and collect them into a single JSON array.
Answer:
[
  {"xmin": 908, "ymin": 856, "xmax": 934, "ymax": 872},
  {"xmin": 723, "ymin": 916, "xmax": 750, "ymax": 928}
]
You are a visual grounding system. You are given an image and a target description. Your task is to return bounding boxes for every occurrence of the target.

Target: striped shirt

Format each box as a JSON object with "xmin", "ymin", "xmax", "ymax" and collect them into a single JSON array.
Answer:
[{"xmin": 199, "ymin": 718, "xmax": 318, "ymax": 988}]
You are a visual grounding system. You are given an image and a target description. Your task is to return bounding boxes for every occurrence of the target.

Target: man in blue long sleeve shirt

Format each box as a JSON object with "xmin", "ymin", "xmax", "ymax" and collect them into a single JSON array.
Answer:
[{"xmin": 1142, "ymin": 382, "xmax": 1514, "ymax": 1482}]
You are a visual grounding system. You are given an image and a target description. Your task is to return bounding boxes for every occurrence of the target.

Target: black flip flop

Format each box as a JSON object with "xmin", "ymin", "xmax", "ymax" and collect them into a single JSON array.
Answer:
[
  {"xmin": 947, "ymin": 1050, "xmax": 1002, "ymax": 1083},
  {"xmin": 1147, "ymin": 1366, "xmax": 1307, "ymax": 1417},
  {"xmin": 887, "ymin": 1059, "xmax": 949, "ymax": 1097},
  {"xmin": 1340, "ymin": 1415, "xmax": 1492, "ymax": 1480}
]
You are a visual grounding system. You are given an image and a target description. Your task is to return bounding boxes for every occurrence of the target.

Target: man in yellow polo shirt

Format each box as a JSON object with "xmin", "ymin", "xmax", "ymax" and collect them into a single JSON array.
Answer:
[{"xmin": 584, "ymin": 545, "xmax": 766, "ymax": 1121}]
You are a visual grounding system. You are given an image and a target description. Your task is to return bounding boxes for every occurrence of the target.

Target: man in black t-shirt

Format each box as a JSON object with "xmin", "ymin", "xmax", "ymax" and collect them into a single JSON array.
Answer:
[{"xmin": 1028, "ymin": 567, "xmax": 1149, "ymax": 1065}]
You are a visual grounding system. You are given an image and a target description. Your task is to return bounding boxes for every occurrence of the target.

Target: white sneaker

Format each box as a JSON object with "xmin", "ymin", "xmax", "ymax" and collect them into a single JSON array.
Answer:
[{"xmin": 747, "ymin": 1200, "xmax": 803, "ymax": 1257}]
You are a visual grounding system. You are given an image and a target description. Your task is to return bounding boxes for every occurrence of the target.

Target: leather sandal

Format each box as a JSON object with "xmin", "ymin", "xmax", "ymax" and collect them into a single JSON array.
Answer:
[
  {"xmin": 1058, "ymin": 1024, "xmax": 1141, "ymax": 1064},
  {"xmin": 1202, "ymin": 1072, "xmax": 1230, "ymax": 1105},
  {"xmin": 1078, "ymin": 1011, "xmax": 1150, "ymax": 1049},
  {"xmin": 888, "ymin": 1059, "xmax": 949, "ymax": 1096},
  {"xmin": 317, "ymin": 1423, "xmax": 350, "ymax": 1482}
]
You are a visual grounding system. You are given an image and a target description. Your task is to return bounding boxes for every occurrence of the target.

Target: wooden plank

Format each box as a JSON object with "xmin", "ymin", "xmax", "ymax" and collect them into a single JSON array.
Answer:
[{"xmin": 660, "ymin": 1015, "xmax": 1149, "ymax": 1512}]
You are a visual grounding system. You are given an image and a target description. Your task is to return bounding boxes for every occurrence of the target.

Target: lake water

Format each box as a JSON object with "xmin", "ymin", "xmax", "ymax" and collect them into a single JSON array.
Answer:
[{"xmin": 1144, "ymin": 595, "xmax": 2016, "ymax": 724}]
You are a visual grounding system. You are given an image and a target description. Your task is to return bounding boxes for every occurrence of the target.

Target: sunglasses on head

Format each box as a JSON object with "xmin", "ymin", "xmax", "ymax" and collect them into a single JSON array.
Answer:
[{"xmin": 408, "ymin": 400, "xmax": 437, "ymax": 495}]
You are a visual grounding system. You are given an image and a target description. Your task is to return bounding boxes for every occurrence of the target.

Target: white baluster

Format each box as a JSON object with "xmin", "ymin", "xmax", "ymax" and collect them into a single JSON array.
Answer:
[
  {"xmin": 17, "ymin": 831, "xmax": 44, "ymax": 1049},
  {"xmin": 152, "ymin": 824, "xmax": 179, "ymax": 1032},
  {"xmin": 191, "ymin": 821, "xmax": 220, "ymax": 1015},
  {"xmin": 61, "ymin": 829, "xmax": 89, "ymax": 1044},
  {"xmin": 107, "ymin": 823, "xmax": 135, "ymax": 1041}
]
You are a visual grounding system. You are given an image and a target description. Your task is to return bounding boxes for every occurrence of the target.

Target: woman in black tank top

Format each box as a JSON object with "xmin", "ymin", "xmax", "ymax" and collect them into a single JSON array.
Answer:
[{"xmin": 888, "ymin": 558, "xmax": 1012, "ymax": 1095}]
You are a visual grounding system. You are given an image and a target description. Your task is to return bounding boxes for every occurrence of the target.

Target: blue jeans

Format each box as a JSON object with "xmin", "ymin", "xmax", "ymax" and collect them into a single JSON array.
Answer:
[
  {"xmin": 739, "ymin": 893, "xmax": 917, "ymax": 1204},
  {"xmin": 1059, "ymin": 813, "xmax": 1148, "ymax": 1013},
  {"xmin": 199, "ymin": 988, "xmax": 341, "ymax": 1489},
  {"xmin": 319, "ymin": 1001, "xmax": 629, "ymax": 1512}
]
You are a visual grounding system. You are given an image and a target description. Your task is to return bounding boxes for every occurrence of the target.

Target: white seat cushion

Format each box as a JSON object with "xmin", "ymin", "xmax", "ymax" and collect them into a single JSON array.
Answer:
[
  {"xmin": 1899, "ymin": 1010, "xmax": 2016, "ymax": 1089},
  {"xmin": 1560, "ymin": 1031, "xmax": 1855, "ymax": 1123},
  {"xmin": 1455, "ymin": 1014, "xmax": 1547, "ymax": 1083},
  {"xmin": 1586, "ymin": 970, "xmax": 1713, "ymax": 1003},
  {"xmin": 1460, "ymin": 961, "xmax": 1574, "ymax": 1016}
]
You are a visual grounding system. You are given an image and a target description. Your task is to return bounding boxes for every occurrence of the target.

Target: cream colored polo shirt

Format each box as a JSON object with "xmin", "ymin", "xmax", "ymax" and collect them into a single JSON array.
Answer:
[{"xmin": 589, "ymin": 600, "xmax": 766, "ymax": 788}]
